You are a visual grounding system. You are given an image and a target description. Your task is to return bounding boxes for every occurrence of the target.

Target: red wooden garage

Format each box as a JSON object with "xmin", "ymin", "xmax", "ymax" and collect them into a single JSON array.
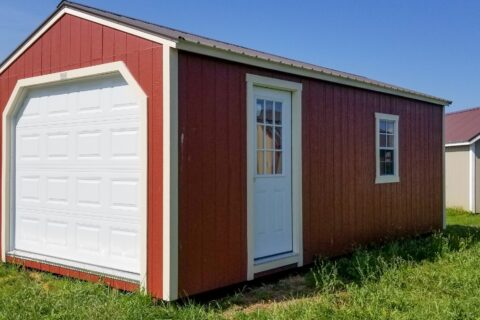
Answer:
[{"xmin": 0, "ymin": 1, "xmax": 451, "ymax": 300}]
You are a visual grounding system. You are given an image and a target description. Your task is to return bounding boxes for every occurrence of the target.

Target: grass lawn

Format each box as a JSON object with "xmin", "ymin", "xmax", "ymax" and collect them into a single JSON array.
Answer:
[{"xmin": 2, "ymin": 208, "xmax": 480, "ymax": 319}]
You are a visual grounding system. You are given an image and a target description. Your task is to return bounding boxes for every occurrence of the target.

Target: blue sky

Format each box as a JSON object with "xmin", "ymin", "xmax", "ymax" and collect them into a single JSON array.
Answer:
[{"xmin": 1, "ymin": 0, "xmax": 479, "ymax": 112}]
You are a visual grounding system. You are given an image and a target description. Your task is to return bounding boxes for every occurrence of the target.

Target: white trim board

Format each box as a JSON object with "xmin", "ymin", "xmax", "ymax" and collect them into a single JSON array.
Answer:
[
  {"xmin": 445, "ymin": 134, "xmax": 480, "ymax": 148},
  {"xmin": 442, "ymin": 107, "xmax": 446, "ymax": 229},
  {"xmin": 470, "ymin": 143, "xmax": 476, "ymax": 212},
  {"xmin": 0, "ymin": 7, "xmax": 177, "ymax": 75},
  {"xmin": 1, "ymin": 61, "xmax": 149, "ymax": 291},
  {"xmin": 246, "ymin": 74, "xmax": 303, "ymax": 280},
  {"xmin": 162, "ymin": 47, "xmax": 179, "ymax": 301}
]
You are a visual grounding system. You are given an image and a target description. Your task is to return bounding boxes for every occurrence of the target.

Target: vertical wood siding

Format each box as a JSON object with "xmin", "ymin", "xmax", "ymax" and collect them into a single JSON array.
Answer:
[
  {"xmin": 178, "ymin": 51, "xmax": 443, "ymax": 296},
  {"xmin": 0, "ymin": 14, "xmax": 164, "ymax": 298}
]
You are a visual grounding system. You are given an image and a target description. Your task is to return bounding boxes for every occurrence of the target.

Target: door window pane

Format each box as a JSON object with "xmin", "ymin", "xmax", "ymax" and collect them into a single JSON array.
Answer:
[
  {"xmin": 265, "ymin": 100, "xmax": 274, "ymax": 124},
  {"xmin": 257, "ymin": 151, "xmax": 264, "ymax": 175},
  {"xmin": 255, "ymin": 97, "xmax": 286, "ymax": 176},
  {"xmin": 275, "ymin": 151, "xmax": 282, "ymax": 174},
  {"xmin": 256, "ymin": 125, "xmax": 264, "ymax": 149},
  {"xmin": 275, "ymin": 127, "xmax": 282, "ymax": 150},
  {"xmin": 275, "ymin": 101, "xmax": 282, "ymax": 125},
  {"xmin": 265, "ymin": 151, "xmax": 274, "ymax": 174},
  {"xmin": 256, "ymin": 99, "xmax": 264, "ymax": 123},
  {"xmin": 265, "ymin": 126, "xmax": 274, "ymax": 149}
]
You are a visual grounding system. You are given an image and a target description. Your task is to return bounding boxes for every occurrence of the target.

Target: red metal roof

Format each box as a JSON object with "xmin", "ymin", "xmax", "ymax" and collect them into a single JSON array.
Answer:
[{"xmin": 445, "ymin": 107, "xmax": 480, "ymax": 144}]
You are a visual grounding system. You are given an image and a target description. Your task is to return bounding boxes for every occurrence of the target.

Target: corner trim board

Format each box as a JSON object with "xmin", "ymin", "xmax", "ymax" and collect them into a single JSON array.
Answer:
[
  {"xmin": 162, "ymin": 46, "xmax": 179, "ymax": 301},
  {"xmin": 442, "ymin": 107, "xmax": 446, "ymax": 228},
  {"xmin": 470, "ymin": 143, "xmax": 476, "ymax": 212}
]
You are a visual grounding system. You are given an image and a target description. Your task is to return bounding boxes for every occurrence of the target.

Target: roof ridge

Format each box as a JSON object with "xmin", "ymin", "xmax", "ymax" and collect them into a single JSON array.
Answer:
[{"xmin": 446, "ymin": 106, "xmax": 480, "ymax": 116}]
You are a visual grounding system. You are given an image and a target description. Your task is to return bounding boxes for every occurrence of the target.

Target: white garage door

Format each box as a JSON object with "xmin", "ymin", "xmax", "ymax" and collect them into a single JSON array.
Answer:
[{"xmin": 13, "ymin": 75, "xmax": 142, "ymax": 279}]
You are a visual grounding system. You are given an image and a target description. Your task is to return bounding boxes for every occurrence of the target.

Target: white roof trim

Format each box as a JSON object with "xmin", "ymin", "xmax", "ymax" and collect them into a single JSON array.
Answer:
[
  {"xmin": 446, "ymin": 142, "xmax": 470, "ymax": 147},
  {"xmin": 0, "ymin": 7, "xmax": 177, "ymax": 75},
  {"xmin": 177, "ymin": 41, "xmax": 450, "ymax": 106},
  {"xmin": 446, "ymin": 134, "xmax": 480, "ymax": 147}
]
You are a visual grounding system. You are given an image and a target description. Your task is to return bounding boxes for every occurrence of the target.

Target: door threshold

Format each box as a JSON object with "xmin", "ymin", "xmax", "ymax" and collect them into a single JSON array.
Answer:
[{"xmin": 253, "ymin": 252, "xmax": 298, "ymax": 274}]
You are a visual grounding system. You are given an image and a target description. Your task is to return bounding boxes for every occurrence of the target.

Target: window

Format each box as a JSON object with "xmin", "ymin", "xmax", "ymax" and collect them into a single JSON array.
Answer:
[
  {"xmin": 375, "ymin": 113, "xmax": 399, "ymax": 184},
  {"xmin": 256, "ymin": 98, "xmax": 283, "ymax": 175}
]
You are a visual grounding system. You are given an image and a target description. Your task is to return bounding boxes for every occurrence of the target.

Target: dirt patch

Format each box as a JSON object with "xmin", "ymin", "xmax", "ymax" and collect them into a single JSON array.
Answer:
[{"xmin": 222, "ymin": 275, "xmax": 318, "ymax": 316}]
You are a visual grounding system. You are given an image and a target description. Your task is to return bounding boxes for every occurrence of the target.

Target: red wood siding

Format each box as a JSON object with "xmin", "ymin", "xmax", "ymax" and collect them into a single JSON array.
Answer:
[
  {"xmin": 178, "ymin": 51, "xmax": 443, "ymax": 296},
  {"xmin": 0, "ymin": 14, "xmax": 164, "ymax": 298}
]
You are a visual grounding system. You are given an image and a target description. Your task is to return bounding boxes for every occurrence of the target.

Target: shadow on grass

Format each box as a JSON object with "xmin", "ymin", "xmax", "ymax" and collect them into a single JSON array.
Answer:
[{"xmin": 188, "ymin": 224, "xmax": 480, "ymax": 312}]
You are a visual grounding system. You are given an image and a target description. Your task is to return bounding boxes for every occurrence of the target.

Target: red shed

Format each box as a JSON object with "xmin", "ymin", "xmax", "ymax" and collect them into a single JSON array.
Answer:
[{"xmin": 0, "ymin": 1, "xmax": 451, "ymax": 300}]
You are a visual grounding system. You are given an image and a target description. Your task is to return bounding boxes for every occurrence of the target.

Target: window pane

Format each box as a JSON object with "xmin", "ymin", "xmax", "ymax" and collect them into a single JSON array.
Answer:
[
  {"xmin": 384, "ymin": 150, "xmax": 393, "ymax": 163},
  {"xmin": 265, "ymin": 100, "xmax": 274, "ymax": 124},
  {"xmin": 256, "ymin": 125, "xmax": 264, "ymax": 149},
  {"xmin": 265, "ymin": 151, "xmax": 274, "ymax": 174},
  {"xmin": 387, "ymin": 135, "xmax": 394, "ymax": 148},
  {"xmin": 257, "ymin": 151, "xmax": 264, "ymax": 175},
  {"xmin": 256, "ymin": 99, "xmax": 264, "ymax": 123},
  {"xmin": 380, "ymin": 161, "xmax": 386, "ymax": 176},
  {"xmin": 380, "ymin": 149, "xmax": 394, "ymax": 176},
  {"xmin": 265, "ymin": 126, "xmax": 274, "ymax": 149},
  {"xmin": 275, "ymin": 101, "xmax": 282, "ymax": 125},
  {"xmin": 380, "ymin": 134, "xmax": 387, "ymax": 148},
  {"xmin": 385, "ymin": 162, "xmax": 394, "ymax": 175},
  {"xmin": 386, "ymin": 121, "xmax": 394, "ymax": 134},
  {"xmin": 275, "ymin": 151, "xmax": 282, "ymax": 174},
  {"xmin": 380, "ymin": 120, "xmax": 387, "ymax": 134},
  {"xmin": 275, "ymin": 127, "xmax": 282, "ymax": 150}
]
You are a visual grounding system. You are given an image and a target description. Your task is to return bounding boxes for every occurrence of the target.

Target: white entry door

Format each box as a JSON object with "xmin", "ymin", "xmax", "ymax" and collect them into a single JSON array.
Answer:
[
  {"xmin": 13, "ymin": 75, "xmax": 142, "ymax": 278},
  {"xmin": 253, "ymin": 86, "xmax": 293, "ymax": 260}
]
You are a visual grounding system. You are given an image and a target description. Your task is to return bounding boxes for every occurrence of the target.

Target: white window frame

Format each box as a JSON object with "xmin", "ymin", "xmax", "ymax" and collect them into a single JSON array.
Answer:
[{"xmin": 375, "ymin": 113, "xmax": 400, "ymax": 184}]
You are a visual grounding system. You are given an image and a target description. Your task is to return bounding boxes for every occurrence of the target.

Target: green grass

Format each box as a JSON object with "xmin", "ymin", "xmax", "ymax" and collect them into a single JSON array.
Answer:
[{"xmin": 2, "ymin": 208, "xmax": 480, "ymax": 319}]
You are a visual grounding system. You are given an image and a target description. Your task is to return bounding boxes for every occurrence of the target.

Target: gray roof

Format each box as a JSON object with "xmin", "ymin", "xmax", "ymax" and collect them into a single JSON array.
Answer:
[{"xmin": 1, "ymin": 1, "xmax": 452, "ymax": 106}]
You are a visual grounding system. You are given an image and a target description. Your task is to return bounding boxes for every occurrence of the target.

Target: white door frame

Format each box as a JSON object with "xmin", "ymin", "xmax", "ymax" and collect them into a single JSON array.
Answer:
[
  {"xmin": 1, "ymin": 62, "xmax": 148, "ymax": 289},
  {"xmin": 246, "ymin": 74, "xmax": 303, "ymax": 280}
]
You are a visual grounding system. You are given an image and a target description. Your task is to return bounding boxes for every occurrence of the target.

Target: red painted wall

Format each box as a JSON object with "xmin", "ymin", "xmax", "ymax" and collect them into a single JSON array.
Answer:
[
  {"xmin": 178, "ymin": 51, "xmax": 443, "ymax": 296},
  {"xmin": 0, "ymin": 14, "xmax": 164, "ymax": 298}
]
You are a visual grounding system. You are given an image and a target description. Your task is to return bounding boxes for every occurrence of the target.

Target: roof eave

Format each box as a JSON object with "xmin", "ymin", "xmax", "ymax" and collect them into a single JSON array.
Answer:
[
  {"xmin": 446, "ymin": 134, "xmax": 480, "ymax": 147},
  {"xmin": 176, "ymin": 39, "xmax": 452, "ymax": 106}
]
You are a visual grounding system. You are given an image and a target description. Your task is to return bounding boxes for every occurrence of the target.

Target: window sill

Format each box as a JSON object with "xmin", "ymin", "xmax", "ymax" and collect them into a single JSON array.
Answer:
[{"xmin": 375, "ymin": 175, "xmax": 400, "ymax": 184}]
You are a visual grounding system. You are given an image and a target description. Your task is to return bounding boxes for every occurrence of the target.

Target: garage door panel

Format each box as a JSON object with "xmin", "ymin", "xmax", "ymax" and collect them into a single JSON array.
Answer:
[
  {"xmin": 16, "ymin": 122, "xmax": 140, "ymax": 167},
  {"xmin": 17, "ymin": 78, "xmax": 139, "ymax": 126},
  {"xmin": 13, "ymin": 75, "xmax": 142, "ymax": 276},
  {"xmin": 17, "ymin": 171, "xmax": 140, "ymax": 218}
]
